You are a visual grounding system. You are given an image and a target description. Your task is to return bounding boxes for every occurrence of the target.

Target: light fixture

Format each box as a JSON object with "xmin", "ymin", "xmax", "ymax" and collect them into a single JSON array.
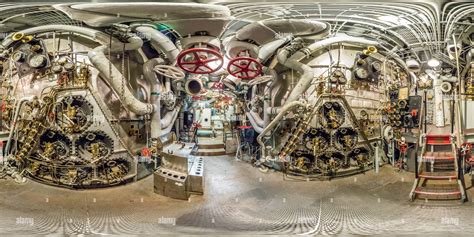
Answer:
[
  {"xmin": 378, "ymin": 15, "xmax": 399, "ymax": 23},
  {"xmin": 427, "ymin": 58, "xmax": 440, "ymax": 68}
]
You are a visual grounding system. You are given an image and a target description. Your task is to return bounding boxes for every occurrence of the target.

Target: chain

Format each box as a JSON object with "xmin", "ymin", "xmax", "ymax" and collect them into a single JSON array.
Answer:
[{"xmin": 120, "ymin": 43, "xmax": 126, "ymax": 123}]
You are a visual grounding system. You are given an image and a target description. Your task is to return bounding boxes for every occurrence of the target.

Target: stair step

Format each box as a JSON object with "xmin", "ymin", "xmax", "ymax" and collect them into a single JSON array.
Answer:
[
  {"xmin": 198, "ymin": 143, "xmax": 225, "ymax": 149},
  {"xmin": 419, "ymin": 171, "xmax": 457, "ymax": 180},
  {"xmin": 426, "ymin": 134, "xmax": 451, "ymax": 145},
  {"xmin": 414, "ymin": 186, "xmax": 461, "ymax": 200},
  {"xmin": 194, "ymin": 148, "xmax": 226, "ymax": 156},
  {"xmin": 422, "ymin": 152, "xmax": 455, "ymax": 161}
]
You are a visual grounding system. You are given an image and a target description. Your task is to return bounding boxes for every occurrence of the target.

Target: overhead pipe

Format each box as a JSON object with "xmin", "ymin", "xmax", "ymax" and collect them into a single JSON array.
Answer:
[
  {"xmin": 0, "ymin": 25, "xmax": 111, "ymax": 55},
  {"xmin": 134, "ymin": 25, "xmax": 180, "ymax": 63},
  {"xmin": 0, "ymin": 25, "xmax": 153, "ymax": 115},
  {"xmin": 277, "ymin": 39, "xmax": 314, "ymax": 105},
  {"xmin": 289, "ymin": 35, "xmax": 379, "ymax": 62},
  {"xmin": 257, "ymin": 101, "xmax": 307, "ymax": 160},
  {"xmin": 4, "ymin": 96, "xmax": 36, "ymax": 161},
  {"xmin": 143, "ymin": 61, "xmax": 180, "ymax": 137},
  {"xmin": 269, "ymin": 69, "xmax": 288, "ymax": 107},
  {"xmin": 89, "ymin": 34, "xmax": 154, "ymax": 115},
  {"xmin": 246, "ymin": 112, "xmax": 264, "ymax": 134},
  {"xmin": 278, "ymin": 35, "xmax": 379, "ymax": 105},
  {"xmin": 9, "ymin": 25, "xmax": 155, "ymax": 115}
]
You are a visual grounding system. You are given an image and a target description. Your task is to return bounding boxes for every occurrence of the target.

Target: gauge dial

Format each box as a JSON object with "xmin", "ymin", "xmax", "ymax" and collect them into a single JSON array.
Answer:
[
  {"xmin": 354, "ymin": 68, "xmax": 369, "ymax": 80},
  {"xmin": 51, "ymin": 64, "xmax": 62, "ymax": 73},
  {"xmin": 371, "ymin": 62, "xmax": 382, "ymax": 72},
  {"xmin": 12, "ymin": 51, "xmax": 25, "ymax": 62},
  {"xmin": 64, "ymin": 62, "xmax": 75, "ymax": 71},
  {"xmin": 28, "ymin": 54, "xmax": 47, "ymax": 68}
]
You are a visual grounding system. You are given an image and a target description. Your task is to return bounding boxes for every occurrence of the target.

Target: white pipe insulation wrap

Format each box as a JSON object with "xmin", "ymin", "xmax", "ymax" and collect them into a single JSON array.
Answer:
[
  {"xmin": 246, "ymin": 112, "xmax": 264, "ymax": 133},
  {"xmin": 4, "ymin": 96, "xmax": 36, "ymax": 160},
  {"xmin": 161, "ymin": 108, "xmax": 179, "ymax": 129},
  {"xmin": 1, "ymin": 24, "xmax": 156, "ymax": 115},
  {"xmin": 258, "ymin": 37, "xmax": 291, "ymax": 63},
  {"xmin": 135, "ymin": 26, "xmax": 180, "ymax": 63},
  {"xmin": 257, "ymin": 101, "xmax": 307, "ymax": 160},
  {"xmin": 249, "ymin": 111, "xmax": 265, "ymax": 127},
  {"xmin": 88, "ymin": 35, "xmax": 155, "ymax": 115},
  {"xmin": 143, "ymin": 58, "xmax": 165, "ymax": 138},
  {"xmin": 0, "ymin": 25, "xmax": 110, "ymax": 51},
  {"xmin": 277, "ymin": 35, "xmax": 380, "ymax": 105},
  {"xmin": 277, "ymin": 47, "xmax": 314, "ymax": 105},
  {"xmin": 289, "ymin": 35, "xmax": 380, "ymax": 62}
]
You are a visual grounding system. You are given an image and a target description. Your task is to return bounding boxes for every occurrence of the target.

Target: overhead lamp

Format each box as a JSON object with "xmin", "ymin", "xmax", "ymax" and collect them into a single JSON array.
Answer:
[
  {"xmin": 378, "ymin": 15, "xmax": 399, "ymax": 23},
  {"xmin": 427, "ymin": 58, "xmax": 440, "ymax": 68}
]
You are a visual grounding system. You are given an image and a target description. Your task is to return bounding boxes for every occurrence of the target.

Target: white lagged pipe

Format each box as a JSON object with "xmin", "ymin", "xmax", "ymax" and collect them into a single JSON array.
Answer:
[
  {"xmin": 143, "ymin": 58, "xmax": 165, "ymax": 138},
  {"xmin": 277, "ymin": 47, "xmax": 314, "ymax": 105},
  {"xmin": 246, "ymin": 112, "xmax": 264, "ymax": 133},
  {"xmin": 135, "ymin": 26, "xmax": 179, "ymax": 63},
  {"xmin": 257, "ymin": 101, "xmax": 307, "ymax": 160},
  {"xmin": 88, "ymin": 35, "xmax": 154, "ymax": 115},
  {"xmin": 2, "ymin": 25, "xmax": 156, "ymax": 115},
  {"xmin": 289, "ymin": 35, "xmax": 380, "ymax": 62}
]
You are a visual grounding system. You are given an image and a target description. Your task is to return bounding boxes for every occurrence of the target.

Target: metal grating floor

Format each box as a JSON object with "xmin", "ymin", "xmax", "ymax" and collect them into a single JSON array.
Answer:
[{"xmin": 1, "ymin": 156, "xmax": 473, "ymax": 235}]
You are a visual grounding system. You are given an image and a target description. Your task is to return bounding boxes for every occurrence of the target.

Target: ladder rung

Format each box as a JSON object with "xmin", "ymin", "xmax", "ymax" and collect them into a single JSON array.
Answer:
[{"xmin": 419, "ymin": 172, "xmax": 457, "ymax": 180}]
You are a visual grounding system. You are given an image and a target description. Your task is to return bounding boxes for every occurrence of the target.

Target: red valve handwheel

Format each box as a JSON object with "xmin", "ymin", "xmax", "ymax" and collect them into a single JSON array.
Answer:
[
  {"xmin": 177, "ymin": 48, "xmax": 223, "ymax": 74},
  {"xmin": 227, "ymin": 57, "xmax": 263, "ymax": 80}
]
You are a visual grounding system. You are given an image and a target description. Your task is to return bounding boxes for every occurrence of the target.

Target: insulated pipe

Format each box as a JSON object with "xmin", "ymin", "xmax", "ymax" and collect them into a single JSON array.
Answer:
[
  {"xmin": 143, "ymin": 58, "xmax": 164, "ymax": 139},
  {"xmin": 135, "ymin": 25, "xmax": 179, "ymax": 63},
  {"xmin": 0, "ymin": 25, "xmax": 111, "ymax": 53},
  {"xmin": 161, "ymin": 108, "xmax": 180, "ymax": 135},
  {"xmin": 277, "ymin": 47, "xmax": 314, "ymax": 105},
  {"xmin": 258, "ymin": 37, "xmax": 291, "ymax": 62},
  {"xmin": 249, "ymin": 111, "xmax": 264, "ymax": 127},
  {"xmin": 89, "ymin": 35, "xmax": 155, "ymax": 115},
  {"xmin": 263, "ymin": 83, "xmax": 271, "ymax": 127},
  {"xmin": 246, "ymin": 112, "xmax": 264, "ymax": 133},
  {"xmin": 269, "ymin": 69, "xmax": 288, "ymax": 107},
  {"xmin": 10, "ymin": 25, "xmax": 155, "ymax": 115},
  {"xmin": 257, "ymin": 101, "xmax": 307, "ymax": 160},
  {"xmin": 278, "ymin": 36, "xmax": 379, "ymax": 105},
  {"xmin": 143, "ymin": 62, "xmax": 179, "ymax": 134},
  {"xmin": 461, "ymin": 49, "xmax": 473, "ymax": 80},
  {"xmin": 289, "ymin": 35, "xmax": 379, "ymax": 62},
  {"xmin": 161, "ymin": 108, "xmax": 178, "ymax": 129},
  {"xmin": 4, "ymin": 96, "xmax": 36, "ymax": 160},
  {"xmin": 249, "ymin": 85, "xmax": 265, "ymax": 127}
]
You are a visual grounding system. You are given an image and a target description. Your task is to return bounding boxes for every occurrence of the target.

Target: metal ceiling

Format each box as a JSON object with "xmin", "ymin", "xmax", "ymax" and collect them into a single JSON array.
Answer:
[
  {"xmin": 218, "ymin": 1, "xmax": 474, "ymax": 63},
  {"xmin": 0, "ymin": 1, "xmax": 472, "ymax": 64}
]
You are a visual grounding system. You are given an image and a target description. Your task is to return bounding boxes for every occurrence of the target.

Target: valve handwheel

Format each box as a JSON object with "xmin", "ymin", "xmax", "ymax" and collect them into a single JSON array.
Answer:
[
  {"xmin": 177, "ymin": 48, "xmax": 223, "ymax": 74},
  {"xmin": 227, "ymin": 57, "xmax": 263, "ymax": 80},
  {"xmin": 153, "ymin": 65, "xmax": 185, "ymax": 80}
]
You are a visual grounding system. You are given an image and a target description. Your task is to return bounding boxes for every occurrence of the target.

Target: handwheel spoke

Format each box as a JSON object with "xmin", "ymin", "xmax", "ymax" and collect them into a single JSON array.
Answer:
[
  {"xmin": 232, "ymin": 64, "xmax": 246, "ymax": 70},
  {"xmin": 181, "ymin": 61, "xmax": 198, "ymax": 65},
  {"xmin": 202, "ymin": 58, "xmax": 219, "ymax": 63},
  {"xmin": 203, "ymin": 64, "xmax": 213, "ymax": 71}
]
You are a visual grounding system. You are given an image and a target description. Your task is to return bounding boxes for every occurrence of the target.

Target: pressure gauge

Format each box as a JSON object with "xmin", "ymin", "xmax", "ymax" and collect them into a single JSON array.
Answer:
[
  {"xmin": 354, "ymin": 68, "xmax": 369, "ymax": 80},
  {"xmin": 28, "ymin": 54, "xmax": 47, "ymax": 68},
  {"xmin": 64, "ymin": 62, "xmax": 75, "ymax": 71},
  {"xmin": 30, "ymin": 44, "xmax": 42, "ymax": 52},
  {"xmin": 371, "ymin": 62, "xmax": 382, "ymax": 72},
  {"xmin": 12, "ymin": 51, "xmax": 25, "ymax": 62},
  {"xmin": 51, "ymin": 64, "xmax": 63, "ymax": 73},
  {"xmin": 57, "ymin": 57, "xmax": 67, "ymax": 65}
]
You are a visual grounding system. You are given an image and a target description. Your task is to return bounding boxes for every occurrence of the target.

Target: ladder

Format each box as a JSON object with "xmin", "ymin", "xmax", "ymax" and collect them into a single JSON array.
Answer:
[{"xmin": 409, "ymin": 92, "xmax": 467, "ymax": 202}]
